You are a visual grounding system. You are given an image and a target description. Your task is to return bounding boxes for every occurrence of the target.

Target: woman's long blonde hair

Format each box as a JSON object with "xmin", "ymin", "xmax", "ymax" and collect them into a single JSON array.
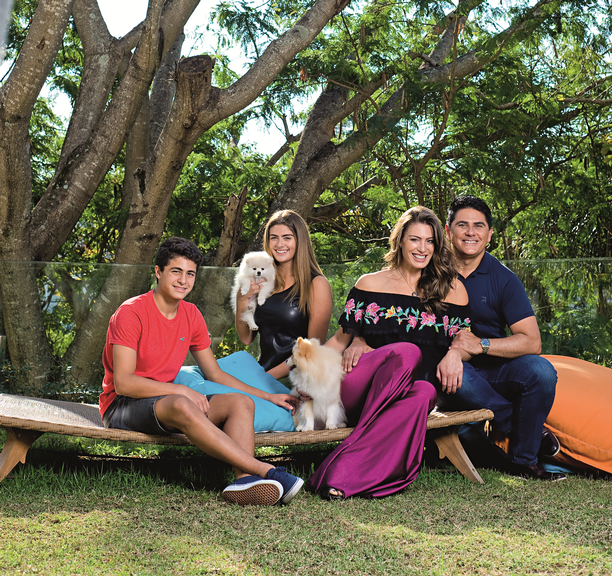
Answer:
[
  {"xmin": 384, "ymin": 206, "xmax": 457, "ymax": 313},
  {"xmin": 263, "ymin": 210, "xmax": 323, "ymax": 314}
]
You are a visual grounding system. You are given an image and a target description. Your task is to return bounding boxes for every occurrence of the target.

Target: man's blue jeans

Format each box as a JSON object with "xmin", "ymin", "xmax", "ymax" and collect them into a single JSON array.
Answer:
[{"xmin": 437, "ymin": 355, "xmax": 557, "ymax": 466}]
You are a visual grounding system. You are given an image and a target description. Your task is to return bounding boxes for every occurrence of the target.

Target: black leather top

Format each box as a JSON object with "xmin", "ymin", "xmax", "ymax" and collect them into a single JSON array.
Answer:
[{"xmin": 254, "ymin": 285, "xmax": 309, "ymax": 371}]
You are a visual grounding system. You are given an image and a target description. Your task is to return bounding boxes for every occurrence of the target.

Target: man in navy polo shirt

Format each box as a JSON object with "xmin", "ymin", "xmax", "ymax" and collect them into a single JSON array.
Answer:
[{"xmin": 442, "ymin": 196, "xmax": 563, "ymax": 481}]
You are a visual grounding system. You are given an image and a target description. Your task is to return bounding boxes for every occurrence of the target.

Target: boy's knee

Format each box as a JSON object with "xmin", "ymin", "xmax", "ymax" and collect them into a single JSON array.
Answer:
[
  {"xmin": 157, "ymin": 394, "xmax": 201, "ymax": 426},
  {"xmin": 170, "ymin": 394, "xmax": 198, "ymax": 414},
  {"xmin": 234, "ymin": 393, "xmax": 256, "ymax": 412}
]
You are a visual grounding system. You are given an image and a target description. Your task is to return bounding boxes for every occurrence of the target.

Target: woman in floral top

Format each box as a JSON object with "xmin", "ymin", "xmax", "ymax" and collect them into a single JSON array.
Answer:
[{"xmin": 308, "ymin": 206, "xmax": 471, "ymax": 499}]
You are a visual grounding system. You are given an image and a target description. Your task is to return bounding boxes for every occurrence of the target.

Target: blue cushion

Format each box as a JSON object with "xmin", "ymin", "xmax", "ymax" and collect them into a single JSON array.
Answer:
[{"xmin": 174, "ymin": 351, "xmax": 295, "ymax": 432}]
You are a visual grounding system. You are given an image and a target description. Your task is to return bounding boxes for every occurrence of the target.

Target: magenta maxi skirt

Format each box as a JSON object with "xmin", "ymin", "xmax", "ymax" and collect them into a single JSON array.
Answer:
[{"xmin": 307, "ymin": 342, "xmax": 437, "ymax": 498}]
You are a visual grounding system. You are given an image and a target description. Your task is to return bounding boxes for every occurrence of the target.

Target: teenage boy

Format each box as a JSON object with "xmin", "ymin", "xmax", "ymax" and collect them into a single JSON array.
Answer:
[
  {"xmin": 100, "ymin": 237, "xmax": 304, "ymax": 505},
  {"xmin": 441, "ymin": 196, "xmax": 563, "ymax": 481}
]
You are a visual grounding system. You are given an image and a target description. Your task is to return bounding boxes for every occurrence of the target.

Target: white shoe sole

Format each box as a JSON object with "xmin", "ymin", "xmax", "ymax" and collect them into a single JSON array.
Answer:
[{"xmin": 280, "ymin": 477, "xmax": 304, "ymax": 504}]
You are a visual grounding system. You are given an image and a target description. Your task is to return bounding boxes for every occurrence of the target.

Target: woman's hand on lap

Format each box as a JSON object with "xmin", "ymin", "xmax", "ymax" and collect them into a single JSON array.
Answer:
[{"xmin": 342, "ymin": 339, "xmax": 373, "ymax": 373}]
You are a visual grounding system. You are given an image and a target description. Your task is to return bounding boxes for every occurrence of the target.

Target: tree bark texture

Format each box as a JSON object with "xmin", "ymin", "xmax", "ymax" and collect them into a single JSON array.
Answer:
[
  {"xmin": 9, "ymin": 0, "xmax": 350, "ymax": 391},
  {"xmin": 63, "ymin": 35, "xmax": 184, "ymax": 386},
  {"xmin": 0, "ymin": 0, "xmax": 198, "ymax": 392},
  {"xmin": 215, "ymin": 188, "xmax": 249, "ymax": 267},
  {"xmin": 30, "ymin": 0, "xmax": 169, "ymax": 262},
  {"xmin": 0, "ymin": 0, "xmax": 74, "ymax": 386}
]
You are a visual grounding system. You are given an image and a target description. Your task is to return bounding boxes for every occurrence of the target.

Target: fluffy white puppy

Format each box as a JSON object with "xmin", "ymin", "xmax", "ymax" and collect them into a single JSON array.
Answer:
[
  {"xmin": 289, "ymin": 337, "xmax": 347, "ymax": 432},
  {"xmin": 231, "ymin": 251, "xmax": 276, "ymax": 331}
]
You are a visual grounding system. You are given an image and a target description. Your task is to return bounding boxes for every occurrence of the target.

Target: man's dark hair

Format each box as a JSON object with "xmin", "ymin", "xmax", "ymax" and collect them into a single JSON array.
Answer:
[
  {"xmin": 447, "ymin": 195, "xmax": 493, "ymax": 229},
  {"xmin": 155, "ymin": 237, "xmax": 204, "ymax": 270}
]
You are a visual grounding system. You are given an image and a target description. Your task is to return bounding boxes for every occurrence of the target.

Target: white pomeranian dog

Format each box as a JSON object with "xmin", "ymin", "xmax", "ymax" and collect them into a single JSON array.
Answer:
[
  {"xmin": 288, "ymin": 337, "xmax": 347, "ymax": 432},
  {"xmin": 231, "ymin": 251, "xmax": 276, "ymax": 331}
]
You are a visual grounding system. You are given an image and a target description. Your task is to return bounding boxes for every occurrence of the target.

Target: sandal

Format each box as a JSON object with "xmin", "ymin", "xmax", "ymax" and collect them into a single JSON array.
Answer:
[{"xmin": 324, "ymin": 487, "xmax": 345, "ymax": 501}]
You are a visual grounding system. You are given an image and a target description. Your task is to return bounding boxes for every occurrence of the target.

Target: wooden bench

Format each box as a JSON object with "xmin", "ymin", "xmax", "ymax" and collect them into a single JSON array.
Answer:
[{"xmin": 0, "ymin": 393, "xmax": 493, "ymax": 483}]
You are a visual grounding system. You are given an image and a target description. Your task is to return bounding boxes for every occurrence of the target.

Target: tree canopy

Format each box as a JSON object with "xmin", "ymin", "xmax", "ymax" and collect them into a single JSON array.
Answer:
[{"xmin": 0, "ymin": 0, "xmax": 611, "ymax": 393}]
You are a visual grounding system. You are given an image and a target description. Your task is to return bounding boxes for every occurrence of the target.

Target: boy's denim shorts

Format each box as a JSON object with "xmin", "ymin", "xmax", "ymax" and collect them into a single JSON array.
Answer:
[
  {"xmin": 102, "ymin": 395, "xmax": 170, "ymax": 435},
  {"xmin": 102, "ymin": 393, "xmax": 216, "ymax": 435}
]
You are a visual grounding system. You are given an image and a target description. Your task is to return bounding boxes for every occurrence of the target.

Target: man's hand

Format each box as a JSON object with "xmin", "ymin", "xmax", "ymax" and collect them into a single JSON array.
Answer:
[
  {"xmin": 451, "ymin": 317, "xmax": 543, "ymax": 359},
  {"xmin": 450, "ymin": 329, "xmax": 484, "ymax": 356},
  {"xmin": 436, "ymin": 349, "xmax": 465, "ymax": 395},
  {"xmin": 342, "ymin": 338, "xmax": 373, "ymax": 373}
]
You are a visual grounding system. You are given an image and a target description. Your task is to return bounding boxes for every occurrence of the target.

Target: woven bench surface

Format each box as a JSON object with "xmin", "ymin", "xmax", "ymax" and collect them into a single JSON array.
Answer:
[{"xmin": 0, "ymin": 393, "xmax": 492, "ymax": 447}]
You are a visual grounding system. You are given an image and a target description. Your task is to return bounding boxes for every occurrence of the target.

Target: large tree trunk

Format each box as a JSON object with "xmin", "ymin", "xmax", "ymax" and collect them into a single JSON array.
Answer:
[
  {"xmin": 61, "ymin": 0, "xmax": 351, "ymax": 388},
  {"xmin": 0, "ymin": 0, "xmax": 75, "ymax": 390},
  {"xmin": 63, "ymin": 33, "xmax": 185, "ymax": 387},
  {"xmin": 29, "ymin": 0, "xmax": 172, "ymax": 262},
  {"xmin": 0, "ymin": 0, "xmax": 197, "ymax": 393},
  {"xmin": 0, "ymin": 116, "xmax": 49, "ymax": 390}
]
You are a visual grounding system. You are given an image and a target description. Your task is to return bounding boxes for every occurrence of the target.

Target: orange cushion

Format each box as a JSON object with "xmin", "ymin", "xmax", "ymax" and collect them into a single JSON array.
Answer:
[{"xmin": 543, "ymin": 355, "xmax": 612, "ymax": 473}]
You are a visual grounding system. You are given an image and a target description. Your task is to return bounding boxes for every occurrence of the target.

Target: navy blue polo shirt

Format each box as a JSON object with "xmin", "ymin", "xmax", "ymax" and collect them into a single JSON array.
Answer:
[{"xmin": 458, "ymin": 252, "xmax": 534, "ymax": 340}]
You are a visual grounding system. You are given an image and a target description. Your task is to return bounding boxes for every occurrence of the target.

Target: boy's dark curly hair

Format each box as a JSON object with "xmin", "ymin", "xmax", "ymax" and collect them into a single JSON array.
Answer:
[{"xmin": 155, "ymin": 237, "xmax": 203, "ymax": 270}]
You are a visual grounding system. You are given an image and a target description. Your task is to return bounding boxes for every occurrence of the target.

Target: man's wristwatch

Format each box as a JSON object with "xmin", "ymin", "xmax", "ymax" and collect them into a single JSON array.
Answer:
[
  {"xmin": 285, "ymin": 357, "xmax": 297, "ymax": 371},
  {"xmin": 480, "ymin": 338, "xmax": 490, "ymax": 355}
]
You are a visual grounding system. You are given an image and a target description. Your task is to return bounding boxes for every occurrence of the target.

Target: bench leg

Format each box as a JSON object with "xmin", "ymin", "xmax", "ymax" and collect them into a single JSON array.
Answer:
[
  {"xmin": 0, "ymin": 427, "xmax": 43, "ymax": 481},
  {"xmin": 434, "ymin": 427, "xmax": 484, "ymax": 484}
]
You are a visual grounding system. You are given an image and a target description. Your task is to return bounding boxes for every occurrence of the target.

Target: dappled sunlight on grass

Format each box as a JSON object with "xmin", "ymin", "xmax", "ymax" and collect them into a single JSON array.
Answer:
[
  {"xmin": 1, "ymin": 489, "xmax": 611, "ymax": 575},
  {"xmin": 1, "ymin": 436, "xmax": 612, "ymax": 575},
  {"xmin": 353, "ymin": 521, "xmax": 612, "ymax": 575}
]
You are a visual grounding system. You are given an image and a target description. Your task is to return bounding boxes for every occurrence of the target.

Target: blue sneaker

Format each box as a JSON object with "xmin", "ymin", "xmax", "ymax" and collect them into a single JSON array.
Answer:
[
  {"xmin": 266, "ymin": 466, "xmax": 304, "ymax": 504},
  {"xmin": 222, "ymin": 475, "xmax": 283, "ymax": 506}
]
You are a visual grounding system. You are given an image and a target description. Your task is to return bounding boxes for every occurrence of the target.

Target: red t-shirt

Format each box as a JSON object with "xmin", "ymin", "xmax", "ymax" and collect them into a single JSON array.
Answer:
[{"xmin": 99, "ymin": 291, "xmax": 211, "ymax": 417}]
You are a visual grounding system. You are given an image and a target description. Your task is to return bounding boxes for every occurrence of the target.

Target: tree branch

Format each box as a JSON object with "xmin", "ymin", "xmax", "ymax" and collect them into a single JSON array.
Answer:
[
  {"xmin": 310, "ymin": 176, "xmax": 383, "ymax": 220},
  {"xmin": 30, "ymin": 0, "xmax": 175, "ymax": 261},
  {"xmin": 0, "ymin": 0, "xmax": 74, "ymax": 116},
  {"xmin": 201, "ymin": 0, "xmax": 352, "ymax": 126}
]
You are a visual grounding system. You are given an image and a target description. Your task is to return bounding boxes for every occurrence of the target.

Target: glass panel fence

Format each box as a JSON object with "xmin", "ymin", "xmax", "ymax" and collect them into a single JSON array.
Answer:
[{"xmin": 0, "ymin": 258, "xmax": 610, "ymax": 399}]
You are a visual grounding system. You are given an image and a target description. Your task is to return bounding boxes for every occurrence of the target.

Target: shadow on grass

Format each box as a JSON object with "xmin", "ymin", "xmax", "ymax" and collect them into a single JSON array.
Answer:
[
  {"xmin": 0, "ymin": 430, "xmax": 338, "ymax": 495},
  {"xmin": 2, "ymin": 432, "xmax": 612, "ymax": 575}
]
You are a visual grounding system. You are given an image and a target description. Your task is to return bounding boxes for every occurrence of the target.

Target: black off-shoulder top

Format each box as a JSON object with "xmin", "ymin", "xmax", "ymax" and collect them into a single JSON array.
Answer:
[{"xmin": 339, "ymin": 287, "xmax": 471, "ymax": 384}]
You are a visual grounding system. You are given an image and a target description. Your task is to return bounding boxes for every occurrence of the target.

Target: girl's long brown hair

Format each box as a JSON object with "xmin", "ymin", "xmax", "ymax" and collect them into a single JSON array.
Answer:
[
  {"xmin": 263, "ymin": 210, "xmax": 323, "ymax": 314},
  {"xmin": 384, "ymin": 206, "xmax": 457, "ymax": 313}
]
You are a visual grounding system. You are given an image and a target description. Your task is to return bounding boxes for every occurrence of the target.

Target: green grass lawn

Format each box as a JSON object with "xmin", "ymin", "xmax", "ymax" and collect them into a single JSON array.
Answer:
[{"xmin": 0, "ymin": 431, "xmax": 611, "ymax": 575}]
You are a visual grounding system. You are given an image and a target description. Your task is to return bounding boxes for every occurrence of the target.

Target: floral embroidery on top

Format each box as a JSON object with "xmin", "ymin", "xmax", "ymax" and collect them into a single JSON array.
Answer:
[{"xmin": 344, "ymin": 297, "xmax": 470, "ymax": 336}]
